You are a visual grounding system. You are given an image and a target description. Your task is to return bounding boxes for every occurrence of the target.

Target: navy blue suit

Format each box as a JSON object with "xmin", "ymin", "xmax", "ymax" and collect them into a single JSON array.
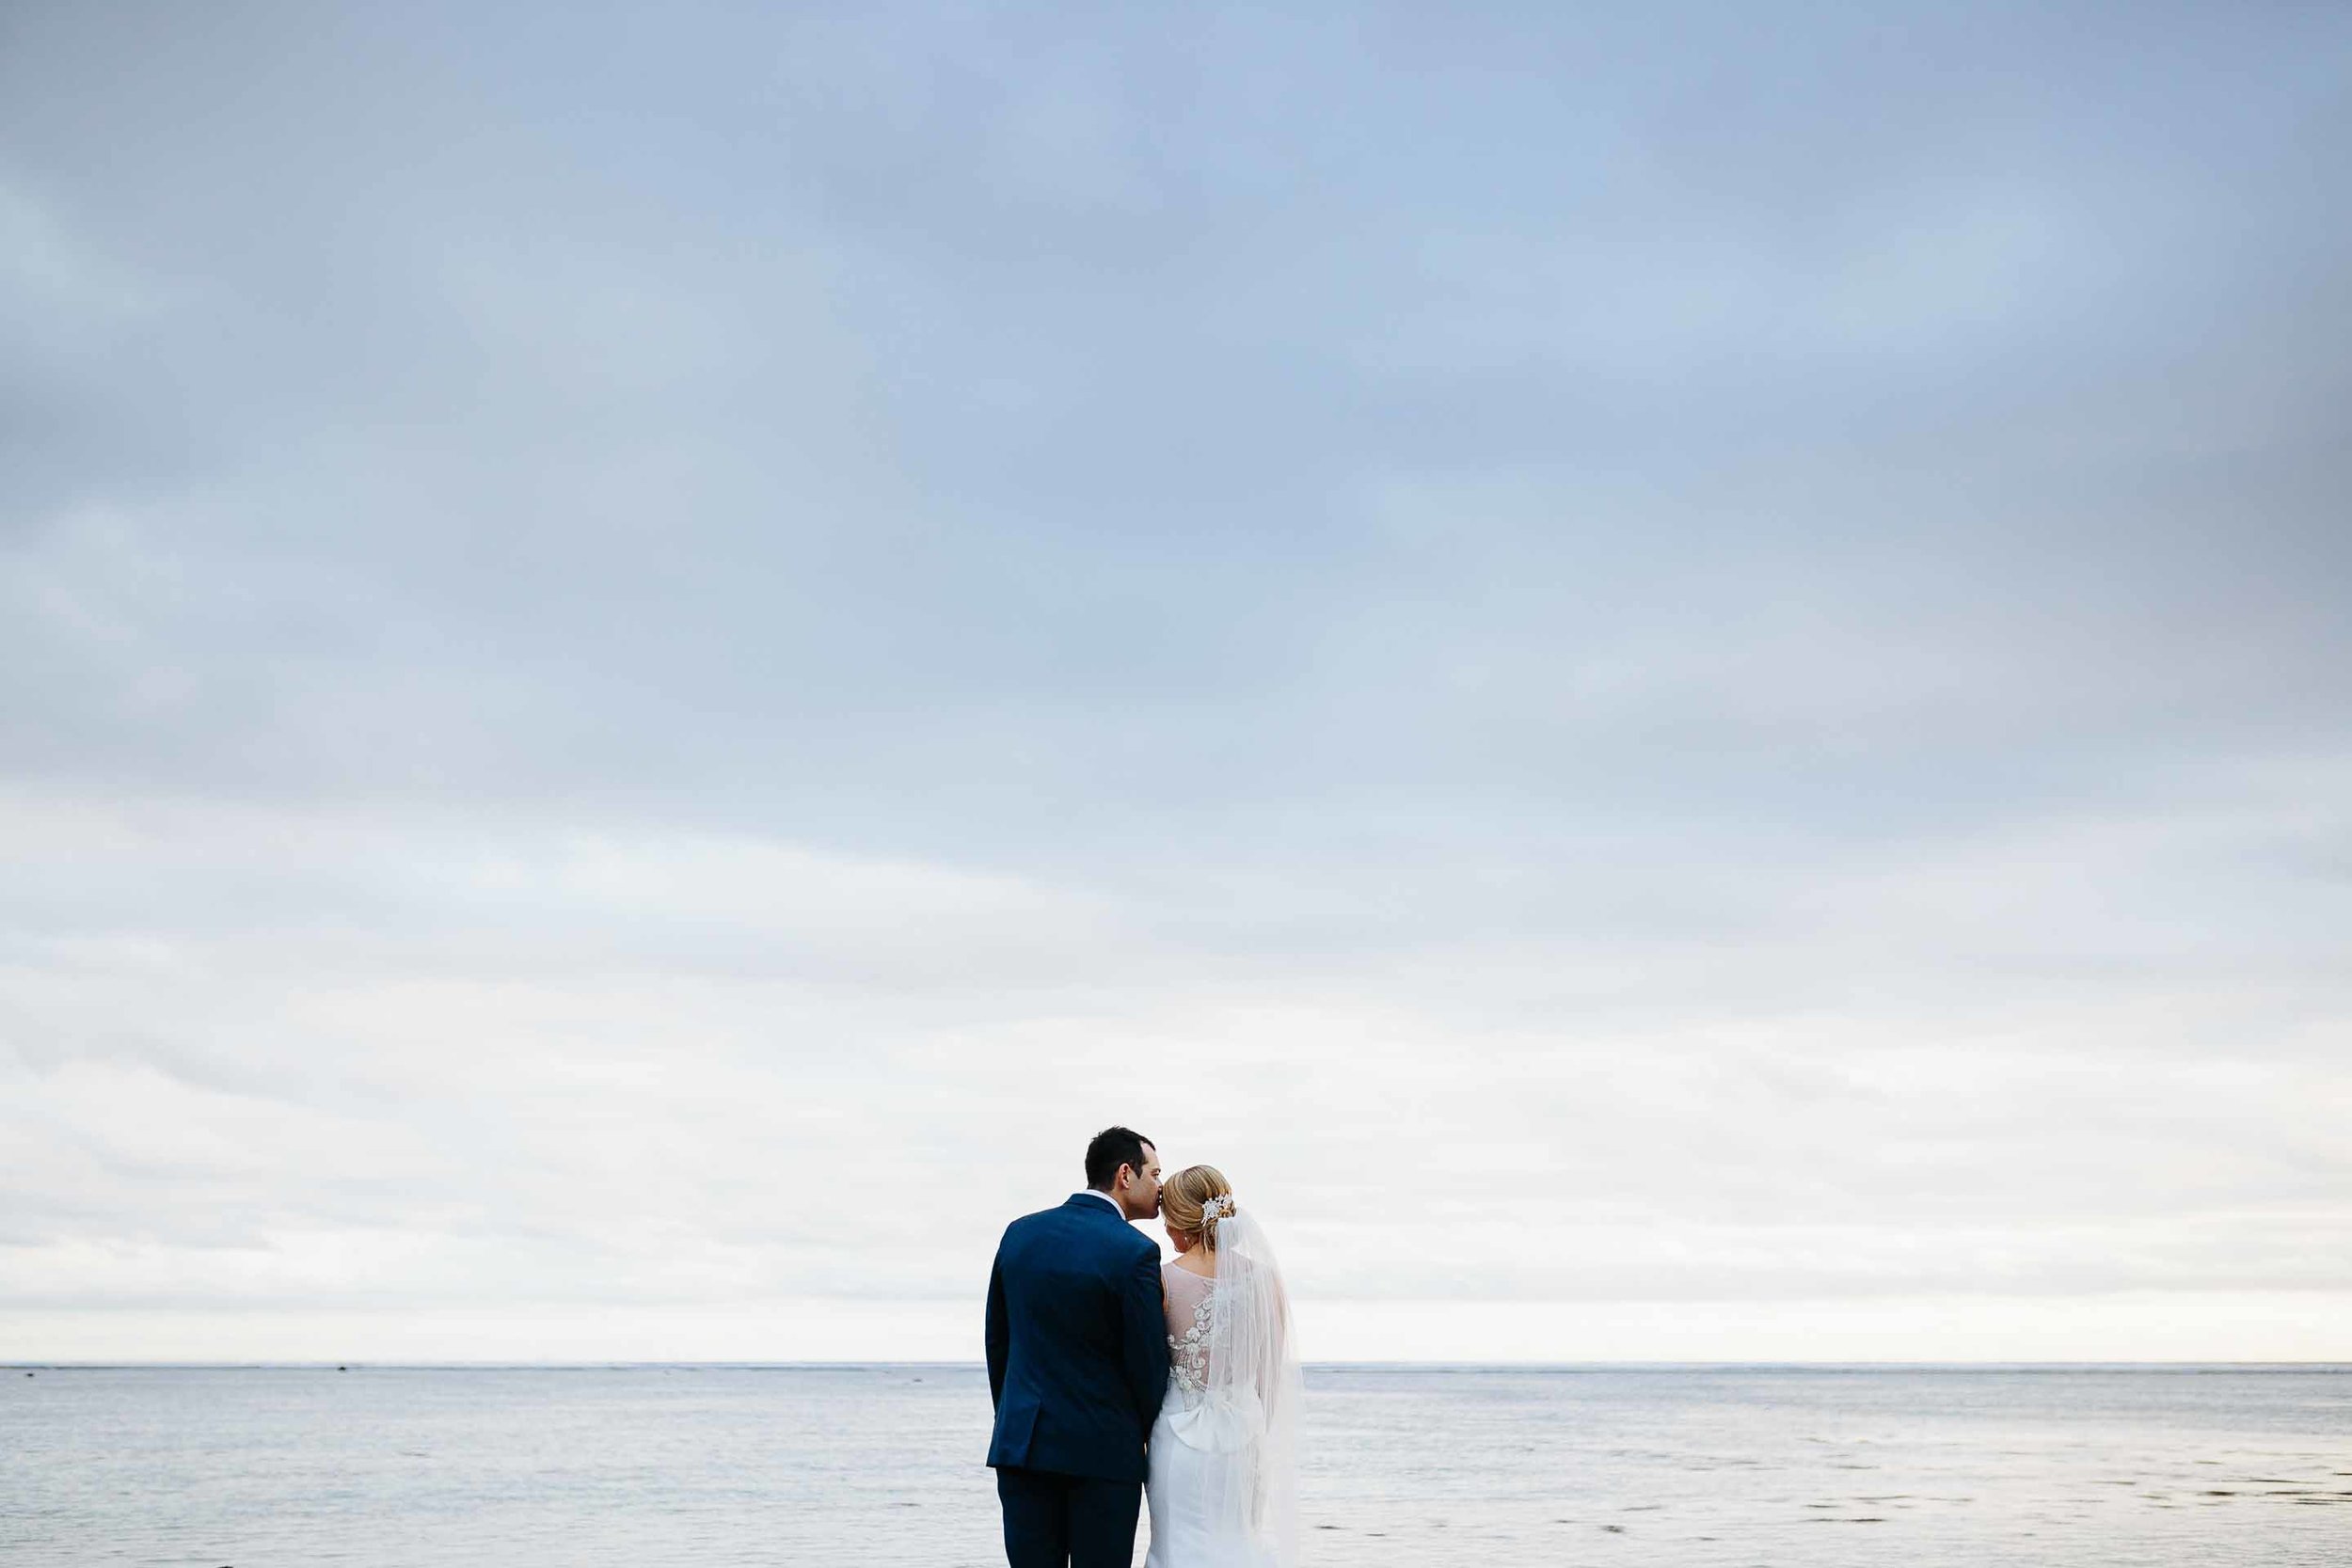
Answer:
[{"xmin": 986, "ymin": 1194, "xmax": 1170, "ymax": 1568}]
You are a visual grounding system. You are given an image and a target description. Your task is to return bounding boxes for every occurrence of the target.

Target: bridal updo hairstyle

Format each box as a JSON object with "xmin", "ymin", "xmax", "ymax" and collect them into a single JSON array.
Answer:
[{"xmin": 1161, "ymin": 1164, "xmax": 1236, "ymax": 1252}]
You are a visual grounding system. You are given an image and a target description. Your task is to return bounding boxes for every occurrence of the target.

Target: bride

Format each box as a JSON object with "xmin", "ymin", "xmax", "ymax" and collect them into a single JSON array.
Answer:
[{"xmin": 1146, "ymin": 1166, "xmax": 1302, "ymax": 1568}]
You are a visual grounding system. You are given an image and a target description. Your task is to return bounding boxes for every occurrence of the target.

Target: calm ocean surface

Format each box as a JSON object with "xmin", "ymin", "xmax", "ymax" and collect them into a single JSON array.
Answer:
[{"xmin": 3, "ymin": 1365, "xmax": 2346, "ymax": 1566}]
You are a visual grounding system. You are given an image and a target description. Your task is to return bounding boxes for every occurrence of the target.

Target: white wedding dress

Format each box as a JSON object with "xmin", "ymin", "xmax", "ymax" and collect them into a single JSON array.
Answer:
[{"xmin": 1144, "ymin": 1211, "xmax": 1302, "ymax": 1568}]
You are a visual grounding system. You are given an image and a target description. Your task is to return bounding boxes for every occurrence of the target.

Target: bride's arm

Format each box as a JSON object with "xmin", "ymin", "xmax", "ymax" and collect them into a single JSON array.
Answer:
[{"xmin": 1266, "ymin": 1273, "xmax": 1291, "ymax": 1403}]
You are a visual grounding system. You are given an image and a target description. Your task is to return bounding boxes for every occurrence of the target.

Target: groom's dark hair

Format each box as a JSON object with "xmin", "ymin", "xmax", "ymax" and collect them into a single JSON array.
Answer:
[{"xmin": 1084, "ymin": 1126, "xmax": 1154, "ymax": 1191}]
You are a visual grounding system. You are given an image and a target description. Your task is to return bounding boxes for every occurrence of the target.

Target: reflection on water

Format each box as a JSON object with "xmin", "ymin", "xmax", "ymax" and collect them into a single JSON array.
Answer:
[{"xmin": 3, "ymin": 1365, "xmax": 2345, "ymax": 1565}]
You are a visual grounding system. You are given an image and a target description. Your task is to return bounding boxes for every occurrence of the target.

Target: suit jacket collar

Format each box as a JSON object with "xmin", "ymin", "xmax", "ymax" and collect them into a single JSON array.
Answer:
[{"xmin": 1066, "ymin": 1191, "xmax": 1131, "ymax": 1223}]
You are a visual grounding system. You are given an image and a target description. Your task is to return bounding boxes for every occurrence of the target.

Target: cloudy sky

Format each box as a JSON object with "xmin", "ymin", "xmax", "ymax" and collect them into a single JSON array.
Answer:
[{"xmin": 3, "ymin": 2, "xmax": 2347, "ymax": 1363}]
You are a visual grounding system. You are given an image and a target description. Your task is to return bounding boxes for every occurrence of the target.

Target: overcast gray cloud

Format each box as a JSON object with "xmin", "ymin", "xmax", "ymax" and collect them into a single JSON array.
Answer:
[{"xmin": 3, "ymin": 1, "xmax": 2348, "ymax": 1361}]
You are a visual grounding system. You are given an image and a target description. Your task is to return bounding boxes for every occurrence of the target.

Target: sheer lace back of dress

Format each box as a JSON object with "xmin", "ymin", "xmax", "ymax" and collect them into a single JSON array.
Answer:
[{"xmin": 1166, "ymin": 1268, "xmax": 1216, "ymax": 1395}]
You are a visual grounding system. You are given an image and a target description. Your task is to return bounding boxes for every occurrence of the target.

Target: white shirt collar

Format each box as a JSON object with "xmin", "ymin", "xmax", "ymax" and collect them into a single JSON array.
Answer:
[{"xmin": 1074, "ymin": 1190, "xmax": 1128, "ymax": 1221}]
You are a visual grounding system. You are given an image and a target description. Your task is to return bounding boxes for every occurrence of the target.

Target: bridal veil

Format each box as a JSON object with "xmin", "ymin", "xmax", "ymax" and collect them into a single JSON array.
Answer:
[{"xmin": 1160, "ymin": 1201, "xmax": 1304, "ymax": 1565}]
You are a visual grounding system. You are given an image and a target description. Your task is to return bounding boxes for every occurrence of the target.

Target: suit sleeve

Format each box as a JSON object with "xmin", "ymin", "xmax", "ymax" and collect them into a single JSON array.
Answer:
[
  {"xmin": 985, "ymin": 1249, "xmax": 1009, "ymax": 1409},
  {"xmin": 1120, "ymin": 1243, "xmax": 1170, "ymax": 1432}
]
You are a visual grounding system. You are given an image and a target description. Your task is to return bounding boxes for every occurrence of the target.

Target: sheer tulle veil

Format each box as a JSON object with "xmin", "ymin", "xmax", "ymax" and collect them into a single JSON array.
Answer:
[{"xmin": 1202, "ymin": 1201, "xmax": 1304, "ymax": 1563}]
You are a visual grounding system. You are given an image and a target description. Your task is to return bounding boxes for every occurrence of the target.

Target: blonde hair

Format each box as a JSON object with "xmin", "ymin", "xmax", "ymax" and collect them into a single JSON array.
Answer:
[{"xmin": 1161, "ymin": 1164, "xmax": 1236, "ymax": 1251}]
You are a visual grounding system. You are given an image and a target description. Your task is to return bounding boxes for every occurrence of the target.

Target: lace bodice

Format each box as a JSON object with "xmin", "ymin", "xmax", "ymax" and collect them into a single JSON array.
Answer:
[{"xmin": 1161, "ymin": 1262, "xmax": 1217, "ymax": 1394}]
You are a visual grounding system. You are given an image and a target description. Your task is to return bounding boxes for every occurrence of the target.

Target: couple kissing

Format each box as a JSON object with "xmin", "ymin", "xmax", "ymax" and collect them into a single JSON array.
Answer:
[{"xmin": 985, "ymin": 1126, "xmax": 1300, "ymax": 1568}]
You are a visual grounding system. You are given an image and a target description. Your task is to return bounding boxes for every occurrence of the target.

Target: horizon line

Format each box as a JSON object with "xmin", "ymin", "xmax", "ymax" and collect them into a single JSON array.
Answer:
[{"xmin": 10, "ymin": 1359, "xmax": 2348, "ymax": 1372}]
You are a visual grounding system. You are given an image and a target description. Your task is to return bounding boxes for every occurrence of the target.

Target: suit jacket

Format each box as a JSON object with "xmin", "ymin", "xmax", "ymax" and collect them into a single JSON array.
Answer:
[{"xmin": 985, "ymin": 1195, "xmax": 1170, "ymax": 1482}]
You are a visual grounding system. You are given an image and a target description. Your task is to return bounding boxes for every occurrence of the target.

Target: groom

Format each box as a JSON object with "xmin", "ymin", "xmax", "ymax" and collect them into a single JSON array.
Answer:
[{"xmin": 985, "ymin": 1126, "xmax": 1170, "ymax": 1568}]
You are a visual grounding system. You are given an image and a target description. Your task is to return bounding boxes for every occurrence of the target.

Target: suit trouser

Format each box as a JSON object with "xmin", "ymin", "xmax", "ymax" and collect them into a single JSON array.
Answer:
[{"xmin": 994, "ymin": 1465, "xmax": 1142, "ymax": 1568}]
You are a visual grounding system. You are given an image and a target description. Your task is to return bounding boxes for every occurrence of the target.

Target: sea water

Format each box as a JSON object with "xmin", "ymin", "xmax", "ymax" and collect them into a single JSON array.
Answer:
[{"xmin": 3, "ymin": 1365, "xmax": 2345, "ymax": 1565}]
